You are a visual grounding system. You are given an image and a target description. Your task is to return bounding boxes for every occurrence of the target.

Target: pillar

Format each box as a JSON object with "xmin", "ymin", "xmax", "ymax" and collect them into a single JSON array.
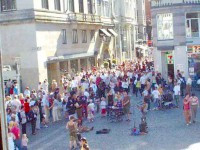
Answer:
[{"xmin": 78, "ymin": 59, "xmax": 81, "ymax": 72}]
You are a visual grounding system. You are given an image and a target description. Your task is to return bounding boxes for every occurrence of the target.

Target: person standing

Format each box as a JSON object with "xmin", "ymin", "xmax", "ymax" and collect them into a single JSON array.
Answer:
[
  {"xmin": 186, "ymin": 76, "xmax": 192, "ymax": 96},
  {"xmin": 123, "ymin": 91, "xmax": 131, "ymax": 121},
  {"xmin": 183, "ymin": 94, "xmax": 191, "ymax": 126},
  {"xmin": 66, "ymin": 116, "xmax": 78, "ymax": 150},
  {"xmin": 173, "ymin": 82, "xmax": 180, "ymax": 107},
  {"xmin": 29, "ymin": 105, "xmax": 37, "ymax": 135},
  {"xmin": 20, "ymin": 106, "xmax": 27, "ymax": 134},
  {"xmin": 189, "ymin": 93, "xmax": 199, "ymax": 123},
  {"xmin": 67, "ymin": 91, "xmax": 77, "ymax": 119}
]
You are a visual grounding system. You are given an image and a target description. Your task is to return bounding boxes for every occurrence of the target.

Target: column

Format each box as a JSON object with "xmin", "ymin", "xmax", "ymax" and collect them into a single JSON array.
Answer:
[
  {"xmin": 68, "ymin": 60, "xmax": 71, "ymax": 73},
  {"xmin": 87, "ymin": 58, "xmax": 90, "ymax": 70},
  {"xmin": 78, "ymin": 59, "xmax": 81, "ymax": 72}
]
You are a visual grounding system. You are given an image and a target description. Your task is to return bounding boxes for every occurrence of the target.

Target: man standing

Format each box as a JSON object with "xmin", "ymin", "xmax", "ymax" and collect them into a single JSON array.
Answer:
[
  {"xmin": 123, "ymin": 91, "xmax": 131, "ymax": 121},
  {"xmin": 173, "ymin": 82, "xmax": 180, "ymax": 107}
]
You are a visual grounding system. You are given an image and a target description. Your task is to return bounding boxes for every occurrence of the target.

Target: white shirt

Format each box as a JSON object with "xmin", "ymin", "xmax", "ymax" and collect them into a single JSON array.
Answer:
[
  {"xmin": 140, "ymin": 75, "xmax": 147, "ymax": 85},
  {"xmin": 152, "ymin": 90, "xmax": 160, "ymax": 99},
  {"xmin": 100, "ymin": 101, "xmax": 107, "ymax": 109},
  {"xmin": 84, "ymin": 91, "xmax": 90, "ymax": 99},
  {"xmin": 11, "ymin": 99, "xmax": 21, "ymax": 112},
  {"xmin": 122, "ymin": 81, "xmax": 129, "ymax": 89},
  {"xmin": 142, "ymin": 90, "xmax": 148, "ymax": 97},
  {"xmin": 24, "ymin": 90, "xmax": 30, "ymax": 97},
  {"xmin": 88, "ymin": 103, "xmax": 95, "ymax": 111},
  {"xmin": 187, "ymin": 78, "xmax": 192, "ymax": 85},
  {"xmin": 173, "ymin": 85, "xmax": 180, "ymax": 95},
  {"xmin": 71, "ymin": 80, "xmax": 78, "ymax": 88}
]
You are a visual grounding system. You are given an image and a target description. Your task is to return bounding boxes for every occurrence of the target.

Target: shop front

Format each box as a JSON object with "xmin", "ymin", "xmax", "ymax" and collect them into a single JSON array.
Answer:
[
  {"xmin": 187, "ymin": 45, "xmax": 200, "ymax": 79},
  {"xmin": 47, "ymin": 54, "xmax": 97, "ymax": 83}
]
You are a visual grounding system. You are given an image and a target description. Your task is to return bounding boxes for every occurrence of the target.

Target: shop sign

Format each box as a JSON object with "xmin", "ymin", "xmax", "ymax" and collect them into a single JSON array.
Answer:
[
  {"xmin": 189, "ymin": 67, "xmax": 195, "ymax": 76},
  {"xmin": 187, "ymin": 45, "xmax": 200, "ymax": 53},
  {"xmin": 166, "ymin": 54, "xmax": 174, "ymax": 64}
]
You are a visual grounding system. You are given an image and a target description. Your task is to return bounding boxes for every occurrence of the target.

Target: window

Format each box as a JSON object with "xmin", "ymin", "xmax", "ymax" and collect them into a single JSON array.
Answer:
[
  {"xmin": 88, "ymin": 0, "xmax": 93, "ymax": 14},
  {"xmin": 72, "ymin": 29, "xmax": 78, "ymax": 43},
  {"xmin": 42, "ymin": 0, "xmax": 49, "ymax": 9},
  {"xmin": 54, "ymin": 0, "xmax": 61, "ymax": 11},
  {"xmin": 102, "ymin": 1, "xmax": 110, "ymax": 17},
  {"xmin": 186, "ymin": 13, "xmax": 200, "ymax": 38},
  {"xmin": 69, "ymin": 0, "xmax": 74, "ymax": 12},
  {"xmin": 90, "ymin": 30, "xmax": 95, "ymax": 42},
  {"xmin": 1, "ymin": 0, "xmax": 16, "ymax": 11},
  {"xmin": 79, "ymin": 0, "xmax": 84, "ymax": 13},
  {"xmin": 82, "ymin": 30, "xmax": 87, "ymax": 43},
  {"xmin": 62, "ymin": 29, "xmax": 67, "ymax": 44},
  {"xmin": 157, "ymin": 13, "xmax": 174, "ymax": 40}
]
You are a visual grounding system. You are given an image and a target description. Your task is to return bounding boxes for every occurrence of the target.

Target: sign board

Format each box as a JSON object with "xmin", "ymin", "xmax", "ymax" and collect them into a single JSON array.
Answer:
[
  {"xmin": 177, "ymin": 64, "xmax": 184, "ymax": 71},
  {"xmin": 166, "ymin": 53, "xmax": 174, "ymax": 64}
]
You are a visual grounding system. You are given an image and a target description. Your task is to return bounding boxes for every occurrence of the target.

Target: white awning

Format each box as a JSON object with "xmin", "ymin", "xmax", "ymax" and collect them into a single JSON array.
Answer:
[
  {"xmin": 108, "ymin": 29, "xmax": 118, "ymax": 37},
  {"xmin": 99, "ymin": 29, "xmax": 111, "ymax": 37}
]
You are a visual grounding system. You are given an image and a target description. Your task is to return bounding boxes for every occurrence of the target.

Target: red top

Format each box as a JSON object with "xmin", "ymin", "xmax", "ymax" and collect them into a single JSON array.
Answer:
[
  {"xmin": 96, "ymin": 77, "xmax": 101, "ymax": 86},
  {"xmin": 20, "ymin": 98, "xmax": 24, "ymax": 105},
  {"xmin": 11, "ymin": 126, "xmax": 20, "ymax": 139},
  {"xmin": 24, "ymin": 102, "xmax": 30, "ymax": 113},
  {"xmin": 183, "ymin": 99, "xmax": 190, "ymax": 110}
]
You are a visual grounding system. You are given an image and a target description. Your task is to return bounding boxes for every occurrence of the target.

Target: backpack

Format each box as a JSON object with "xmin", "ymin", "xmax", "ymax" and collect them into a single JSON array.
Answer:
[{"xmin": 180, "ymin": 77, "xmax": 186, "ymax": 88}]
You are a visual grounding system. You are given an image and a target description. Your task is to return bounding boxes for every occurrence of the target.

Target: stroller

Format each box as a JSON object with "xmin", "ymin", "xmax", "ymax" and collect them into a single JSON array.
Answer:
[
  {"xmin": 107, "ymin": 106, "xmax": 123, "ymax": 122},
  {"xmin": 161, "ymin": 90, "xmax": 174, "ymax": 109}
]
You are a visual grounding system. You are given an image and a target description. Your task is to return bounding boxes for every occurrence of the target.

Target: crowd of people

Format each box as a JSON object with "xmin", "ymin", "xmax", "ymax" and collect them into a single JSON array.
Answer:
[{"xmin": 4, "ymin": 59, "xmax": 199, "ymax": 150}]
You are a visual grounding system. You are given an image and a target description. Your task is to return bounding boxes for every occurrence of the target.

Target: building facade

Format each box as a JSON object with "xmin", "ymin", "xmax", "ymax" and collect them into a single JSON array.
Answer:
[
  {"xmin": 0, "ymin": 0, "xmax": 144, "ymax": 89},
  {"xmin": 113, "ymin": 0, "xmax": 138, "ymax": 61},
  {"xmin": 137, "ymin": 0, "xmax": 147, "ymax": 41},
  {"xmin": 151, "ymin": 0, "xmax": 200, "ymax": 80}
]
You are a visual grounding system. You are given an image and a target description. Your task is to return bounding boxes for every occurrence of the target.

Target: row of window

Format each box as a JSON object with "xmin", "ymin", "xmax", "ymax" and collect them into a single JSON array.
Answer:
[
  {"xmin": 0, "ymin": 0, "xmax": 93, "ymax": 13},
  {"xmin": 62, "ymin": 29, "xmax": 96, "ymax": 44},
  {"xmin": 42, "ymin": 0, "xmax": 93, "ymax": 13}
]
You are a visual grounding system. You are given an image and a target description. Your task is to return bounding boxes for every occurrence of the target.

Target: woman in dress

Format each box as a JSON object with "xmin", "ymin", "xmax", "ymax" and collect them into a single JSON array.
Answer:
[{"xmin": 183, "ymin": 94, "xmax": 191, "ymax": 126}]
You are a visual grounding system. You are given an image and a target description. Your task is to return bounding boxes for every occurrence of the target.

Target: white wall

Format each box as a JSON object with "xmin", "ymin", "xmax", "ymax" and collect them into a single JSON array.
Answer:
[
  {"xmin": 0, "ymin": 23, "xmax": 40, "ymax": 89},
  {"xmin": 17, "ymin": 0, "xmax": 34, "ymax": 10},
  {"xmin": 174, "ymin": 46, "xmax": 188, "ymax": 78}
]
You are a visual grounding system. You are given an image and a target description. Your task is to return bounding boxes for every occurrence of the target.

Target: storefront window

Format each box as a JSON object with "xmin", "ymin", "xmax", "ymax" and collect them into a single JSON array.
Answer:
[
  {"xmin": 188, "ymin": 46, "xmax": 200, "ymax": 79},
  {"xmin": 186, "ymin": 13, "xmax": 200, "ymax": 38}
]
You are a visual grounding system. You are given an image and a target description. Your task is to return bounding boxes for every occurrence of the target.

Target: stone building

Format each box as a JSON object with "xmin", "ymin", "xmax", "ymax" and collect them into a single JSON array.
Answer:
[
  {"xmin": 0, "ymin": 0, "xmax": 144, "ymax": 89},
  {"xmin": 151, "ymin": 0, "xmax": 200, "ymax": 80}
]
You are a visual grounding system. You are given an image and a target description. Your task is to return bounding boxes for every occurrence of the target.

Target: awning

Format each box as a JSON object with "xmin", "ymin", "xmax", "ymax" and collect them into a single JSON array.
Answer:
[
  {"xmin": 99, "ymin": 29, "xmax": 111, "ymax": 37},
  {"xmin": 108, "ymin": 29, "xmax": 118, "ymax": 37}
]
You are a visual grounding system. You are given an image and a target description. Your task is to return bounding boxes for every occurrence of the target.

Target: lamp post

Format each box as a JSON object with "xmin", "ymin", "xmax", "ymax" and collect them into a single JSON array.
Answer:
[{"xmin": 0, "ymin": 32, "xmax": 8, "ymax": 150}]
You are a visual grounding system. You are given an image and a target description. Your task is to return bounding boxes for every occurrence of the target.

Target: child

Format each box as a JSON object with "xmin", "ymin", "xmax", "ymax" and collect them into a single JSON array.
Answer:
[
  {"xmin": 87, "ymin": 100, "xmax": 95, "ymax": 122},
  {"xmin": 100, "ymin": 97, "xmax": 107, "ymax": 117},
  {"xmin": 21, "ymin": 134, "xmax": 28, "ymax": 150}
]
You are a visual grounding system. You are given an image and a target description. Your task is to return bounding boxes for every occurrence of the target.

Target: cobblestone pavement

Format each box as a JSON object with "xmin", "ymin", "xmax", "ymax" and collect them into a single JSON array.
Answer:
[{"xmin": 28, "ymin": 91, "xmax": 200, "ymax": 150}]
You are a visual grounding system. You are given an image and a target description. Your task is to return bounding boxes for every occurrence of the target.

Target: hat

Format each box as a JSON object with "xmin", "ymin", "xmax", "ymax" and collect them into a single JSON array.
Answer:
[{"xmin": 81, "ymin": 137, "xmax": 87, "ymax": 141}]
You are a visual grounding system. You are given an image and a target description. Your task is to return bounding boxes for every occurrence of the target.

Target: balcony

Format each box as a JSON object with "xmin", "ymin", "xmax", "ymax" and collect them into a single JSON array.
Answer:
[
  {"xmin": 151, "ymin": 0, "xmax": 200, "ymax": 8},
  {"xmin": 67, "ymin": 13, "xmax": 101, "ymax": 24}
]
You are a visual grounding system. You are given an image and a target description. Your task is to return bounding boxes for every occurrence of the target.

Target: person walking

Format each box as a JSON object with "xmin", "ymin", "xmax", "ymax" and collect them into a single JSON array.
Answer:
[
  {"xmin": 189, "ymin": 93, "xmax": 199, "ymax": 123},
  {"xmin": 183, "ymin": 94, "xmax": 191, "ymax": 126}
]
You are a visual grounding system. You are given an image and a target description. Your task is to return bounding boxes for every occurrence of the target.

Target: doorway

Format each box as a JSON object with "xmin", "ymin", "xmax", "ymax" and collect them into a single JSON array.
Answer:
[{"xmin": 167, "ymin": 64, "xmax": 174, "ymax": 78}]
